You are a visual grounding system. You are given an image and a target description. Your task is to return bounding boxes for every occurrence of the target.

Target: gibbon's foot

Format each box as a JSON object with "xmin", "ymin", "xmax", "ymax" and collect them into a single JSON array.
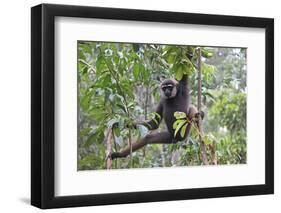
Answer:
[
  {"xmin": 195, "ymin": 111, "xmax": 205, "ymax": 120},
  {"xmin": 108, "ymin": 152, "xmax": 121, "ymax": 160}
]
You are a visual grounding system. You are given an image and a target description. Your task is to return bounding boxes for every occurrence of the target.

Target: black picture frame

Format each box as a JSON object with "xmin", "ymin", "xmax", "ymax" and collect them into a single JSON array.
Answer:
[{"xmin": 31, "ymin": 3, "xmax": 274, "ymax": 209}]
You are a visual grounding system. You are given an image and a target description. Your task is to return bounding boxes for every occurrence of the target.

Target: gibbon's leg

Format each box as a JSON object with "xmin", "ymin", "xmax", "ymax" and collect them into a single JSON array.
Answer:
[
  {"xmin": 110, "ymin": 132, "xmax": 173, "ymax": 159},
  {"xmin": 188, "ymin": 105, "xmax": 204, "ymax": 121},
  {"xmin": 185, "ymin": 105, "xmax": 204, "ymax": 138}
]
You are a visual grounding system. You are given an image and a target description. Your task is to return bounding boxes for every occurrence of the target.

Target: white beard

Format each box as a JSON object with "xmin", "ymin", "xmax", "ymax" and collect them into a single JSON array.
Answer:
[{"xmin": 170, "ymin": 86, "xmax": 177, "ymax": 98}]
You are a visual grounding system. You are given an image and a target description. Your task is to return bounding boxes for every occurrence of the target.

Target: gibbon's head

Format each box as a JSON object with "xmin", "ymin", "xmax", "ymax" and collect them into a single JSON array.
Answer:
[{"xmin": 161, "ymin": 79, "xmax": 179, "ymax": 99}]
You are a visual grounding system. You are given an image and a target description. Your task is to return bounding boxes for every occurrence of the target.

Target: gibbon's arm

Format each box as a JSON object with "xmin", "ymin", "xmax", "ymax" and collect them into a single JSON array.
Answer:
[
  {"xmin": 180, "ymin": 74, "xmax": 188, "ymax": 85},
  {"xmin": 138, "ymin": 102, "xmax": 163, "ymax": 130},
  {"xmin": 179, "ymin": 74, "xmax": 189, "ymax": 97}
]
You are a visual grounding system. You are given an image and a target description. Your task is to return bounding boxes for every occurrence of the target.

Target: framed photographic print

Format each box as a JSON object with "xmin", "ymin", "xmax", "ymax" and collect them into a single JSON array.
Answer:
[{"xmin": 31, "ymin": 3, "xmax": 274, "ymax": 209}]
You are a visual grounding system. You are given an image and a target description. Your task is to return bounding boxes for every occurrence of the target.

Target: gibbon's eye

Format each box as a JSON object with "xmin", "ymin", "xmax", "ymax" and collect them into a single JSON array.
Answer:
[
  {"xmin": 161, "ymin": 87, "xmax": 168, "ymax": 91},
  {"xmin": 161, "ymin": 84, "xmax": 174, "ymax": 91}
]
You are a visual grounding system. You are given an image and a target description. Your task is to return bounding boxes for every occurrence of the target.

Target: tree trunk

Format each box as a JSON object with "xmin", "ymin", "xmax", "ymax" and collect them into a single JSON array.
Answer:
[
  {"xmin": 144, "ymin": 87, "xmax": 149, "ymax": 120},
  {"xmin": 161, "ymin": 144, "xmax": 166, "ymax": 167},
  {"xmin": 106, "ymin": 128, "xmax": 113, "ymax": 169},
  {"xmin": 197, "ymin": 48, "xmax": 209, "ymax": 166},
  {"xmin": 209, "ymin": 142, "xmax": 218, "ymax": 165},
  {"xmin": 128, "ymin": 128, "xmax": 133, "ymax": 168},
  {"xmin": 112, "ymin": 130, "xmax": 118, "ymax": 168}
]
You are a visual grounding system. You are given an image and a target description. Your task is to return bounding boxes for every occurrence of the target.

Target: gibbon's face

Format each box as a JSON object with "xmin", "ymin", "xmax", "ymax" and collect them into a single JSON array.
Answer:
[{"xmin": 161, "ymin": 79, "xmax": 179, "ymax": 99}]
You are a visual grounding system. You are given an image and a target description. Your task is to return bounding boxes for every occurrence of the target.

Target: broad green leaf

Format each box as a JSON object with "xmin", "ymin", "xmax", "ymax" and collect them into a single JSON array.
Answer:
[
  {"xmin": 174, "ymin": 120, "xmax": 187, "ymax": 137},
  {"xmin": 174, "ymin": 111, "xmax": 187, "ymax": 119},
  {"xmin": 96, "ymin": 55, "xmax": 106, "ymax": 74},
  {"xmin": 149, "ymin": 112, "xmax": 161, "ymax": 120},
  {"xmin": 173, "ymin": 119, "xmax": 183, "ymax": 130},
  {"xmin": 154, "ymin": 112, "xmax": 161, "ymax": 120},
  {"xmin": 167, "ymin": 54, "xmax": 175, "ymax": 64},
  {"xmin": 175, "ymin": 69, "xmax": 183, "ymax": 81},
  {"xmin": 180, "ymin": 123, "xmax": 188, "ymax": 138},
  {"xmin": 89, "ymin": 107, "xmax": 107, "ymax": 121}
]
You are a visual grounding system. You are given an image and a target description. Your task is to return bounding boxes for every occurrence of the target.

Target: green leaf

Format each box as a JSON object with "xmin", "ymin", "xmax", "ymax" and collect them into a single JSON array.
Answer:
[
  {"xmin": 120, "ymin": 79, "xmax": 134, "ymax": 98},
  {"xmin": 175, "ymin": 70, "xmax": 183, "ymax": 81},
  {"xmin": 203, "ymin": 133, "xmax": 216, "ymax": 145},
  {"xmin": 84, "ymin": 133, "xmax": 96, "ymax": 147},
  {"xmin": 174, "ymin": 111, "xmax": 187, "ymax": 119},
  {"xmin": 79, "ymin": 127, "xmax": 92, "ymax": 138},
  {"xmin": 100, "ymin": 72, "xmax": 112, "ymax": 86},
  {"xmin": 89, "ymin": 107, "xmax": 107, "ymax": 121},
  {"xmin": 133, "ymin": 63, "xmax": 140, "ymax": 79},
  {"xmin": 148, "ymin": 112, "xmax": 161, "ymax": 126},
  {"xmin": 150, "ymin": 112, "xmax": 161, "ymax": 120},
  {"xmin": 148, "ymin": 112, "xmax": 159, "ymax": 125},
  {"xmin": 174, "ymin": 64, "xmax": 183, "ymax": 80},
  {"xmin": 84, "ymin": 126, "xmax": 105, "ymax": 147},
  {"xmin": 78, "ymin": 61, "xmax": 87, "ymax": 74},
  {"xmin": 180, "ymin": 123, "xmax": 188, "ymax": 138},
  {"xmin": 203, "ymin": 91, "xmax": 215, "ymax": 102},
  {"xmin": 201, "ymin": 48, "xmax": 214, "ymax": 58},
  {"xmin": 116, "ymin": 103, "xmax": 127, "ymax": 113},
  {"xmin": 143, "ymin": 67, "xmax": 150, "ymax": 82},
  {"xmin": 173, "ymin": 119, "xmax": 183, "ymax": 130},
  {"xmin": 203, "ymin": 135, "xmax": 212, "ymax": 145},
  {"xmin": 79, "ymin": 154, "xmax": 96, "ymax": 168},
  {"xmin": 133, "ymin": 44, "xmax": 140, "ymax": 52},
  {"xmin": 80, "ymin": 93, "xmax": 91, "ymax": 111},
  {"xmin": 202, "ymin": 63, "xmax": 216, "ymax": 75},
  {"xmin": 96, "ymin": 55, "xmax": 106, "ymax": 75},
  {"xmin": 152, "ymin": 118, "xmax": 159, "ymax": 125},
  {"xmin": 143, "ymin": 121, "xmax": 152, "ymax": 129},
  {"xmin": 174, "ymin": 120, "xmax": 187, "ymax": 137},
  {"xmin": 113, "ymin": 126, "xmax": 121, "ymax": 137},
  {"xmin": 154, "ymin": 112, "xmax": 161, "ymax": 120}
]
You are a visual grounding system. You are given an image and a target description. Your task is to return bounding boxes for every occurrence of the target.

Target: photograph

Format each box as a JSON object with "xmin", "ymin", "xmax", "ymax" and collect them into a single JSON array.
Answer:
[
  {"xmin": 77, "ymin": 41, "xmax": 247, "ymax": 170},
  {"xmin": 30, "ymin": 3, "xmax": 273, "ymax": 209}
]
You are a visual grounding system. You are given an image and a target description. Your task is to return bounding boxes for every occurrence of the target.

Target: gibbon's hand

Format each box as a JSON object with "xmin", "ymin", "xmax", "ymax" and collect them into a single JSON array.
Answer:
[{"xmin": 195, "ymin": 111, "xmax": 205, "ymax": 120}]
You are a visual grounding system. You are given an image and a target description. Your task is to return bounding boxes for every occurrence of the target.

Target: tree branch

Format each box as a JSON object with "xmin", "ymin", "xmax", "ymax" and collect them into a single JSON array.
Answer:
[
  {"xmin": 78, "ymin": 59, "xmax": 96, "ymax": 73},
  {"xmin": 106, "ymin": 128, "xmax": 113, "ymax": 169}
]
